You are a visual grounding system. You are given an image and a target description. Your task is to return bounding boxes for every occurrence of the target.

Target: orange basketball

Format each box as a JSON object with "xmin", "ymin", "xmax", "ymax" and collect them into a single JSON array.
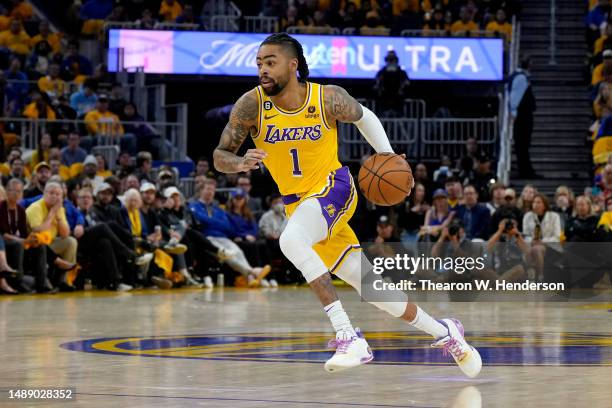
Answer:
[{"xmin": 358, "ymin": 153, "xmax": 413, "ymax": 206}]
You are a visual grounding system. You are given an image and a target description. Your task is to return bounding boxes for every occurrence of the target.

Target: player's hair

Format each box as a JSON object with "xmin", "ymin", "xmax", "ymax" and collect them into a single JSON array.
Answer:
[{"xmin": 261, "ymin": 33, "xmax": 309, "ymax": 81}]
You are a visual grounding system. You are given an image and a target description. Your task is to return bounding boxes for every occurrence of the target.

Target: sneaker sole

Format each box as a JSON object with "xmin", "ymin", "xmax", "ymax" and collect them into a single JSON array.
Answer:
[{"xmin": 324, "ymin": 354, "xmax": 374, "ymax": 373}]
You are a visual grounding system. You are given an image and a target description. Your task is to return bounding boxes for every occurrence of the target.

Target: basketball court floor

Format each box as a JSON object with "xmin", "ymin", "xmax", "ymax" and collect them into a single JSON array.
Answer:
[{"xmin": 0, "ymin": 286, "xmax": 610, "ymax": 407}]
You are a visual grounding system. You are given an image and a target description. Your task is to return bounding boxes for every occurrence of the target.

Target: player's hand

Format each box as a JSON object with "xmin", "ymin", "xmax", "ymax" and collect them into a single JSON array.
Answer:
[
  {"xmin": 397, "ymin": 153, "xmax": 415, "ymax": 191},
  {"xmin": 240, "ymin": 149, "xmax": 267, "ymax": 171}
]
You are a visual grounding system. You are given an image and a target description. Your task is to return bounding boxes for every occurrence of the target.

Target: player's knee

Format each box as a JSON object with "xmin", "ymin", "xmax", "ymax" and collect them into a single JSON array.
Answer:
[{"xmin": 279, "ymin": 223, "xmax": 310, "ymax": 256}]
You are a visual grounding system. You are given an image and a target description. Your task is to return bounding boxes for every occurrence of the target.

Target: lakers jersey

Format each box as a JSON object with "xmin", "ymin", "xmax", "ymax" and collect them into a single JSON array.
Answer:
[{"xmin": 252, "ymin": 81, "xmax": 342, "ymax": 196}]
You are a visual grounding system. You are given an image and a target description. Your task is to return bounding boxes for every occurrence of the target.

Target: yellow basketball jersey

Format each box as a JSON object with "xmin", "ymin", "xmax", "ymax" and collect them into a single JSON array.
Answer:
[{"xmin": 252, "ymin": 81, "xmax": 341, "ymax": 196}]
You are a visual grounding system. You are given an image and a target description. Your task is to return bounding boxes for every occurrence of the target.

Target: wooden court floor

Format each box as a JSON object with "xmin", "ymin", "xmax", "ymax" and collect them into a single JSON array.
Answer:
[{"xmin": 0, "ymin": 287, "xmax": 610, "ymax": 407}]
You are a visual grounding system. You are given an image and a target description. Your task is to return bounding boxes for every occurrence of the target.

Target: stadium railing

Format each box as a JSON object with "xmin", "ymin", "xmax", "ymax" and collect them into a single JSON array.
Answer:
[
  {"xmin": 0, "ymin": 117, "xmax": 188, "ymax": 161},
  {"xmin": 496, "ymin": 15, "xmax": 520, "ymax": 185},
  {"xmin": 245, "ymin": 16, "xmax": 279, "ymax": 33},
  {"xmin": 286, "ymin": 26, "xmax": 341, "ymax": 35},
  {"xmin": 419, "ymin": 117, "xmax": 498, "ymax": 161},
  {"xmin": 399, "ymin": 29, "xmax": 509, "ymax": 43}
]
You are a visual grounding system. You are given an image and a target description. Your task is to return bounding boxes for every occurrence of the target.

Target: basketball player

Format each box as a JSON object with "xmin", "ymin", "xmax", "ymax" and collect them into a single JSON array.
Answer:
[{"xmin": 213, "ymin": 33, "xmax": 481, "ymax": 377}]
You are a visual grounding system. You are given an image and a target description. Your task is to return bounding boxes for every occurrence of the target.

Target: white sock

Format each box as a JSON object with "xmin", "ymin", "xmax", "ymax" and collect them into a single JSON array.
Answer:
[
  {"xmin": 324, "ymin": 300, "xmax": 355, "ymax": 335},
  {"xmin": 408, "ymin": 306, "xmax": 448, "ymax": 339}
]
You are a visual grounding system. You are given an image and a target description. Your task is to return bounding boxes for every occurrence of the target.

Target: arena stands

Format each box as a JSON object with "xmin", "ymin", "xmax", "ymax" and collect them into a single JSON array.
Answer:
[{"xmin": 0, "ymin": 0, "xmax": 610, "ymax": 296}]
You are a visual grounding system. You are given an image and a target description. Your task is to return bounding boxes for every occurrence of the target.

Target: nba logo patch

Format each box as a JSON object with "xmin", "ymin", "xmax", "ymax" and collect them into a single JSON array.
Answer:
[
  {"xmin": 308, "ymin": 106, "xmax": 315, "ymax": 113},
  {"xmin": 264, "ymin": 101, "xmax": 273, "ymax": 110},
  {"xmin": 325, "ymin": 204, "xmax": 336, "ymax": 217}
]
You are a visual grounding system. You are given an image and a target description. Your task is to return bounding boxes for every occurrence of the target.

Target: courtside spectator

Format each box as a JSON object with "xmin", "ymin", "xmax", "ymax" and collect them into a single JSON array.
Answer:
[
  {"xmin": 189, "ymin": 178, "xmax": 271, "ymax": 286},
  {"xmin": 420, "ymin": 188, "xmax": 454, "ymax": 241},
  {"xmin": 26, "ymin": 181, "xmax": 78, "ymax": 286},
  {"xmin": 397, "ymin": 182, "xmax": 429, "ymax": 242},
  {"xmin": 461, "ymin": 185, "xmax": 491, "ymax": 240},
  {"xmin": 487, "ymin": 182, "xmax": 506, "ymax": 214},
  {"xmin": 236, "ymin": 175, "xmax": 263, "ymax": 219},
  {"xmin": 565, "ymin": 196, "xmax": 599, "ymax": 242},
  {"xmin": 522, "ymin": 194, "xmax": 562, "ymax": 281},
  {"xmin": 517, "ymin": 184, "xmax": 537, "ymax": 214}
]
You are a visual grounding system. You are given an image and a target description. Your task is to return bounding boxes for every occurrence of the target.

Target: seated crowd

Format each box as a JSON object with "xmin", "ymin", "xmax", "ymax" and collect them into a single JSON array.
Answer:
[{"xmin": 1, "ymin": 135, "xmax": 611, "ymax": 296}]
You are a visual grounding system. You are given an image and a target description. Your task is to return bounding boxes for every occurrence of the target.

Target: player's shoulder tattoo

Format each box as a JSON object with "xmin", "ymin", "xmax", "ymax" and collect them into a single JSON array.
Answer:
[
  {"xmin": 233, "ymin": 90, "xmax": 259, "ymax": 124},
  {"xmin": 217, "ymin": 90, "xmax": 259, "ymax": 153},
  {"xmin": 323, "ymin": 85, "xmax": 363, "ymax": 123}
]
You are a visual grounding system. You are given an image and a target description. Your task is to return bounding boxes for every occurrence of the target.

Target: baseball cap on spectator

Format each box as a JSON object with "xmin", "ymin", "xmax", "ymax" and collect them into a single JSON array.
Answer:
[
  {"xmin": 140, "ymin": 182, "xmax": 156, "ymax": 193},
  {"xmin": 158, "ymin": 169, "xmax": 173, "ymax": 179},
  {"xmin": 604, "ymin": 49, "xmax": 612, "ymax": 60},
  {"xmin": 433, "ymin": 188, "xmax": 448, "ymax": 199},
  {"xmin": 98, "ymin": 94, "xmax": 109, "ymax": 101},
  {"xmin": 94, "ymin": 182, "xmax": 112, "ymax": 196},
  {"xmin": 230, "ymin": 188, "xmax": 246, "ymax": 198},
  {"xmin": 83, "ymin": 155, "xmax": 97, "ymax": 166},
  {"xmin": 377, "ymin": 215, "xmax": 390, "ymax": 226},
  {"xmin": 164, "ymin": 186, "xmax": 180, "ymax": 198},
  {"xmin": 34, "ymin": 161, "xmax": 50, "ymax": 173}
]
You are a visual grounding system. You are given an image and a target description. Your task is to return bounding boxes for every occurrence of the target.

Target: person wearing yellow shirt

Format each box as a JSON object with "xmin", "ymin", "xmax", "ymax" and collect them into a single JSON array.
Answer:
[
  {"xmin": 84, "ymin": 95, "xmax": 124, "ymax": 137},
  {"xmin": 593, "ymin": 50, "xmax": 612, "ymax": 85},
  {"xmin": 37, "ymin": 63, "xmax": 65, "ymax": 99},
  {"xmin": 23, "ymin": 94, "xmax": 57, "ymax": 120},
  {"xmin": 451, "ymin": 7, "xmax": 479, "ymax": 37},
  {"xmin": 159, "ymin": 0, "xmax": 183, "ymax": 22},
  {"xmin": 26, "ymin": 181, "xmax": 78, "ymax": 268},
  {"xmin": 486, "ymin": 9, "xmax": 512, "ymax": 42},
  {"xmin": 0, "ymin": 19, "xmax": 30, "ymax": 55},
  {"xmin": 29, "ymin": 20, "xmax": 61, "ymax": 54},
  {"xmin": 10, "ymin": 0, "xmax": 33, "ymax": 21},
  {"xmin": 0, "ymin": 10, "xmax": 11, "ymax": 32}
]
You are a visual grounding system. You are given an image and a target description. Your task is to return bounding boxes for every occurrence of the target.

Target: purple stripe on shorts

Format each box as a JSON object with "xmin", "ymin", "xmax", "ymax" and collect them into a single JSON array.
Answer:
[{"xmin": 313, "ymin": 166, "xmax": 353, "ymax": 231}]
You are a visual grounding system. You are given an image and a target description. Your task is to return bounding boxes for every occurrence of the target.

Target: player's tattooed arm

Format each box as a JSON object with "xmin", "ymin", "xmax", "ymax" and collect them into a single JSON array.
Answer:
[
  {"xmin": 213, "ymin": 91, "xmax": 266, "ymax": 173},
  {"xmin": 324, "ymin": 85, "xmax": 364, "ymax": 124}
]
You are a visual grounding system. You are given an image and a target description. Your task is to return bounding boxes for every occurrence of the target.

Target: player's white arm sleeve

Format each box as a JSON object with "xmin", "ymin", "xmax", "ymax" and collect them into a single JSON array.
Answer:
[{"xmin": 354, "ymin": 105, "xmax": 394, "ymax": 153}]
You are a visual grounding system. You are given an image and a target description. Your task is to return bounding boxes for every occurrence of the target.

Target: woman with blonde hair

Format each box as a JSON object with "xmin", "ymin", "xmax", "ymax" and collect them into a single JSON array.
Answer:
[{"xmin": 565, "ymin": 195, "xmax": 599, "ymax": 242}]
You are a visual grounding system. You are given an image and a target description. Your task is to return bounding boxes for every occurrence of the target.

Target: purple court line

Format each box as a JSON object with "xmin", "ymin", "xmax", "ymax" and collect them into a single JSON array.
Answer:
[{"xmin": 76, "ymin": 392, "xmax": 441, "ymax": 407}]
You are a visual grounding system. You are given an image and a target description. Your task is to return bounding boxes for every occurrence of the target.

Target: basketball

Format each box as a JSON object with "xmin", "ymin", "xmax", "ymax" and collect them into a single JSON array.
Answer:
[{"xmin": 358, "ymin": 153, "xmax": 413, "ymax": 206}]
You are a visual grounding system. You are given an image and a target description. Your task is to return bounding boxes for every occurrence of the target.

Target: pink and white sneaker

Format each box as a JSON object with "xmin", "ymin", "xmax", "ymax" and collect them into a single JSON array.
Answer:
[
  {"xmin": 431, "ymin": 318, "xmax": 482, "ymax": 378},
  {"xmin": 324, "ymin": 328, "xmax": 373, "ymax": 373}
]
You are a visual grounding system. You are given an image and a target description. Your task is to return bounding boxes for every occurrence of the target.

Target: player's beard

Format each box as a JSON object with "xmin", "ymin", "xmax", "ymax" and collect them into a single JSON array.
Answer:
[{"xmin": 260, "ymin": 76, "xmax": 287, "ymax": 96}]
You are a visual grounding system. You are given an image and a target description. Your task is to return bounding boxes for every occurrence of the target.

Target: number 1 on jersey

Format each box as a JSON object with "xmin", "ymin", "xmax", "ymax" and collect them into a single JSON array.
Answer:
[{"xmin": 289, "ymin": 148, "xmax": 302, "ymax": 176}]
